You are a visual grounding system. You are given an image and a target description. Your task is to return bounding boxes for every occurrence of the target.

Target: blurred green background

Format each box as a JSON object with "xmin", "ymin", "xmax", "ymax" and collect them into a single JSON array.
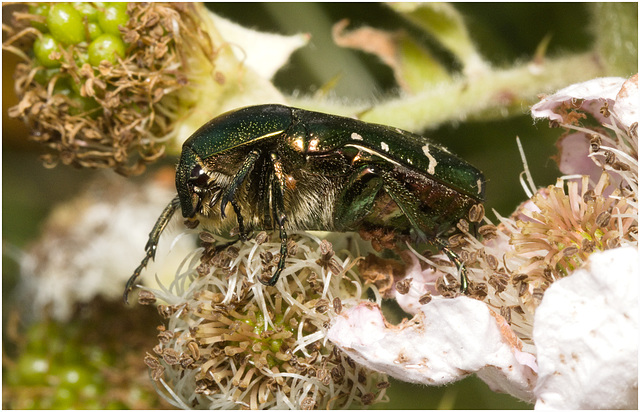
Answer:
[{"xmin": 4, "ymin": 2, "xmax": 635, "ymax": 409}]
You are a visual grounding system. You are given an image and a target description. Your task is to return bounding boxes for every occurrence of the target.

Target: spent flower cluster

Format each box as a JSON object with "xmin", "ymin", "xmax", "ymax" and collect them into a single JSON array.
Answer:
[
  {"xmin": 141, "ymin": 231, "xmax": 388, "ymax": 409},
  {"xmin": 4, "ymin": 3, "xmax": 219, "ymax": 174},
  {"xmin": 3, "ymin": 3, "xmax": 306, "ymax": 175}
]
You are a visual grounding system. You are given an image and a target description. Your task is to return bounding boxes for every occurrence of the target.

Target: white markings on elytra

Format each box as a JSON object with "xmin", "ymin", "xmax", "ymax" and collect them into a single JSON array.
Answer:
[
  {"xmin": 477, "ymin": 179, "xmax": 483, "ymax": 195},
  {"xmin": 380, "ymin": 141, "xmax": 389, "ymax": 152},
  {"xmin": 351, "ymin": 132, "xmax": 363, "ymax": 141},
  {"xmin": 422, "ymin": 144, "xmax": 438, "ymax": 175},
  {"xmin": 345, "ymin": 144, "xmax": 401, "ymax": 166}
]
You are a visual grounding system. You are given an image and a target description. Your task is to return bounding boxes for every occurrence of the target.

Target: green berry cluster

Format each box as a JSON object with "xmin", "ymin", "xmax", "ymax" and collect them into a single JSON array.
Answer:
[
  {"xmin": 4, "ymin": 299, "xmax": 170, "ymax": 409},
  {"xmin": 6, "ymin": 321, "xmax": 122, "ymax": 409},
  {"xmin": 29, "ymin": 2, "xmax": 129, "ymax": 114}
]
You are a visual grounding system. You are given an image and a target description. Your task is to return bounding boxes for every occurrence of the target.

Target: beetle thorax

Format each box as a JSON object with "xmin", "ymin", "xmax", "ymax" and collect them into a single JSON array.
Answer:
[
  {"xmin": 280, "ymin": 168, "xmax": 339, "ymax": 231},
  {"xmin": 190, "ymin": 150, "xmax": 342, "ymax": 234}
]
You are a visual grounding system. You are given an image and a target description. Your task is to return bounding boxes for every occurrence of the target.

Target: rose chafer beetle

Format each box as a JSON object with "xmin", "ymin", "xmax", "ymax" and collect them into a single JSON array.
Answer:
[{"xmin": 124, "ymin": 104, "xmax": 485, "ymax": 303}]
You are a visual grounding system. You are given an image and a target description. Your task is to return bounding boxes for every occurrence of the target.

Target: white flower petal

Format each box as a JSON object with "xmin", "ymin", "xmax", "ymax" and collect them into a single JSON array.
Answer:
[
  {"xmin": 531, "ymin": 77, "xmax": 626, "ymax": 124},
  {"xmin": 171, "ymin": 7, "xmax": 307, "ymax": 147},
  {"xmin": 394, "ymin": 251, "xmax": 439, "ymax": 314},
  {"xmin": 613, "ymin": 74, "xmax": 639, "ymax": 129},
  {"xmin": 533, "ymin": 246, "xmax": 639, "ymax": 409},
  {"xmin": 554, "ymin": 131, "xmax": 604, "ymax": 180},
  {"xmin": 209, "ymin": 12, "xmax": 309, "ymax": 80},
  {"xmin": 328, "ymin": 297, "xmax": 537, "ymax": 403},
  {"xmin": 19, "ymin": 175, "xmax": 196, "ymax": 320}
]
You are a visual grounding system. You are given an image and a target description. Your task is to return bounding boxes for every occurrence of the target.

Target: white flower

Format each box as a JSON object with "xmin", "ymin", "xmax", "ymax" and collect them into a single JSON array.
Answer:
[
  {"xmin": 533, "ymin": 246, "xmax": 638, "ymax": 409},
  {"xmin": 531, "ymin": 75, "xmax": 638, "ymax": 185}
]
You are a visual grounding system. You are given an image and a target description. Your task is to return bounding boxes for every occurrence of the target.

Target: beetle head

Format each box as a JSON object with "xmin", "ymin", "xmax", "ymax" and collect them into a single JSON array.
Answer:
[{"xmin": 176, "ymin": 146, "xmax": 210, "ymax": 219}]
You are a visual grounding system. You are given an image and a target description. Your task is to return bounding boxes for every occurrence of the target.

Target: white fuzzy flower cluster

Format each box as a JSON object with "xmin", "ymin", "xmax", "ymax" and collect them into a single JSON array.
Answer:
[{"xmin": 18, "ymin": 171, "xmax": 195, "ymax": 321}]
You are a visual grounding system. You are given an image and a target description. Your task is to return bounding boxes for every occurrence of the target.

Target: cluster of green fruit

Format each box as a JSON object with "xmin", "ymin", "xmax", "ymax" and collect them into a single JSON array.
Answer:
[
  {"xmin": 29, "ymin": 3, "xmax": 130, "ymax": 114},
  {"xmin": 31, "ymin": 3, "xmax": 129, "ymax": 68},
  {"xmin": 5, "ymin": 321, "xmax": 132, "ymax": 409},
  {"xmin": 2, "ymin": 314, "xmax": 166, "ymax": 409}
]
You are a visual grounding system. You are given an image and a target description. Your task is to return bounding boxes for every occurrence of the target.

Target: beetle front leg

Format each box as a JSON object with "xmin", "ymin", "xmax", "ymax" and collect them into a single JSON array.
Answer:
[
  {"xmin": 220, "ymin": 150, "xmax": 260, "ymax": 240},
  {"xmin": 124, "ymin": 195, "xmax": 181, "ymax": 304}
]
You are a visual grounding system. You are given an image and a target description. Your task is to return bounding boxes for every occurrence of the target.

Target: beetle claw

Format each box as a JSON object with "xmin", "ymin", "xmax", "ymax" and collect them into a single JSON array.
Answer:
[
  {"xmin": 220, "ymin": 197, "xmax": 228, "ymax": 219},
  {"xmin": 438, "ymin": 241, "xmax": 469, "ymax": 294},
  {"xmin": 125, "ymin": 196, "xmax": 180, "ymax": 305},
  {"xmin": 259, "ymin": 266, "xmax": 282, "ymax": 286}
]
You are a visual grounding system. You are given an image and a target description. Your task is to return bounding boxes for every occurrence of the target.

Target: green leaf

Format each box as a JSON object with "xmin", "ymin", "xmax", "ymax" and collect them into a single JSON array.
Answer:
[
  {"xmin": 332, "ymin": 19, "xmax": 450, "ymax": 93},
  {"xmin": 390, "ymin": 2, "xmax": 488, "ymax": 74},
  {"xmin": 397, "ymin": 33, "xmax": 451, "ymax": 91}
]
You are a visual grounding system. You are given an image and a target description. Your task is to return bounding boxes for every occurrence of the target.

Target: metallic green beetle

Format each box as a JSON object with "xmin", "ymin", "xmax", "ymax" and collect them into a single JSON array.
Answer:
[{"xmin": 124, "ymin": 104, "xmax": 485, "ymax": 303}]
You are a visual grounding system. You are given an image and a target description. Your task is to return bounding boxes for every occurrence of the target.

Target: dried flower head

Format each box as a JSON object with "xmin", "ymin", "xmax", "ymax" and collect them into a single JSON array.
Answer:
[
  {"xmin": 144, "ymin": 231, "xmax": 388, "ymax": 409},
  {"xmin": 4, "ymin": 3, "xmax": 217, "ymax": 174},
  {"xmin": 4, "ymin": 3, "xmax": 307, "ymax": 176}
]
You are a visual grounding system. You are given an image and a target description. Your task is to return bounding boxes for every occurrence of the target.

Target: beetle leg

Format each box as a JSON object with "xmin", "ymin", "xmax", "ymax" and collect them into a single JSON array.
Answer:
[
  {"xmin": 436, "ymin": 239, "xmax": 469, "ymax": 293},
  {"xmin": 124, "ymin": 195, "xmax": 181, "ymax": 304},
  {"xmin": 229, "ymin": 200, "xmax": 247, "ymax": 241},
  {"xmin": 220, "ymin": 149, "xmax": 260, "ymax": 238},
  {"xmin": 259, "ymin": 153, "xmax": 288, "ymax": 286},
  {"xmin": 379, "ymin": 170, "xmax": 469, "ymax": 293},
  {"xmin": 377, "ymin": 169, "xmax": 429, "ymax": 236},
  {"xmin": 262, "ymin": 209, "xmax": 288, "ymax": 286},
  {"xmin": 334, "ymin": 165, "xmax": 384, "ymax": 230},
  {"xmin": 337, "ymin": 164, "xmax": 469, "ymax": 292}
]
